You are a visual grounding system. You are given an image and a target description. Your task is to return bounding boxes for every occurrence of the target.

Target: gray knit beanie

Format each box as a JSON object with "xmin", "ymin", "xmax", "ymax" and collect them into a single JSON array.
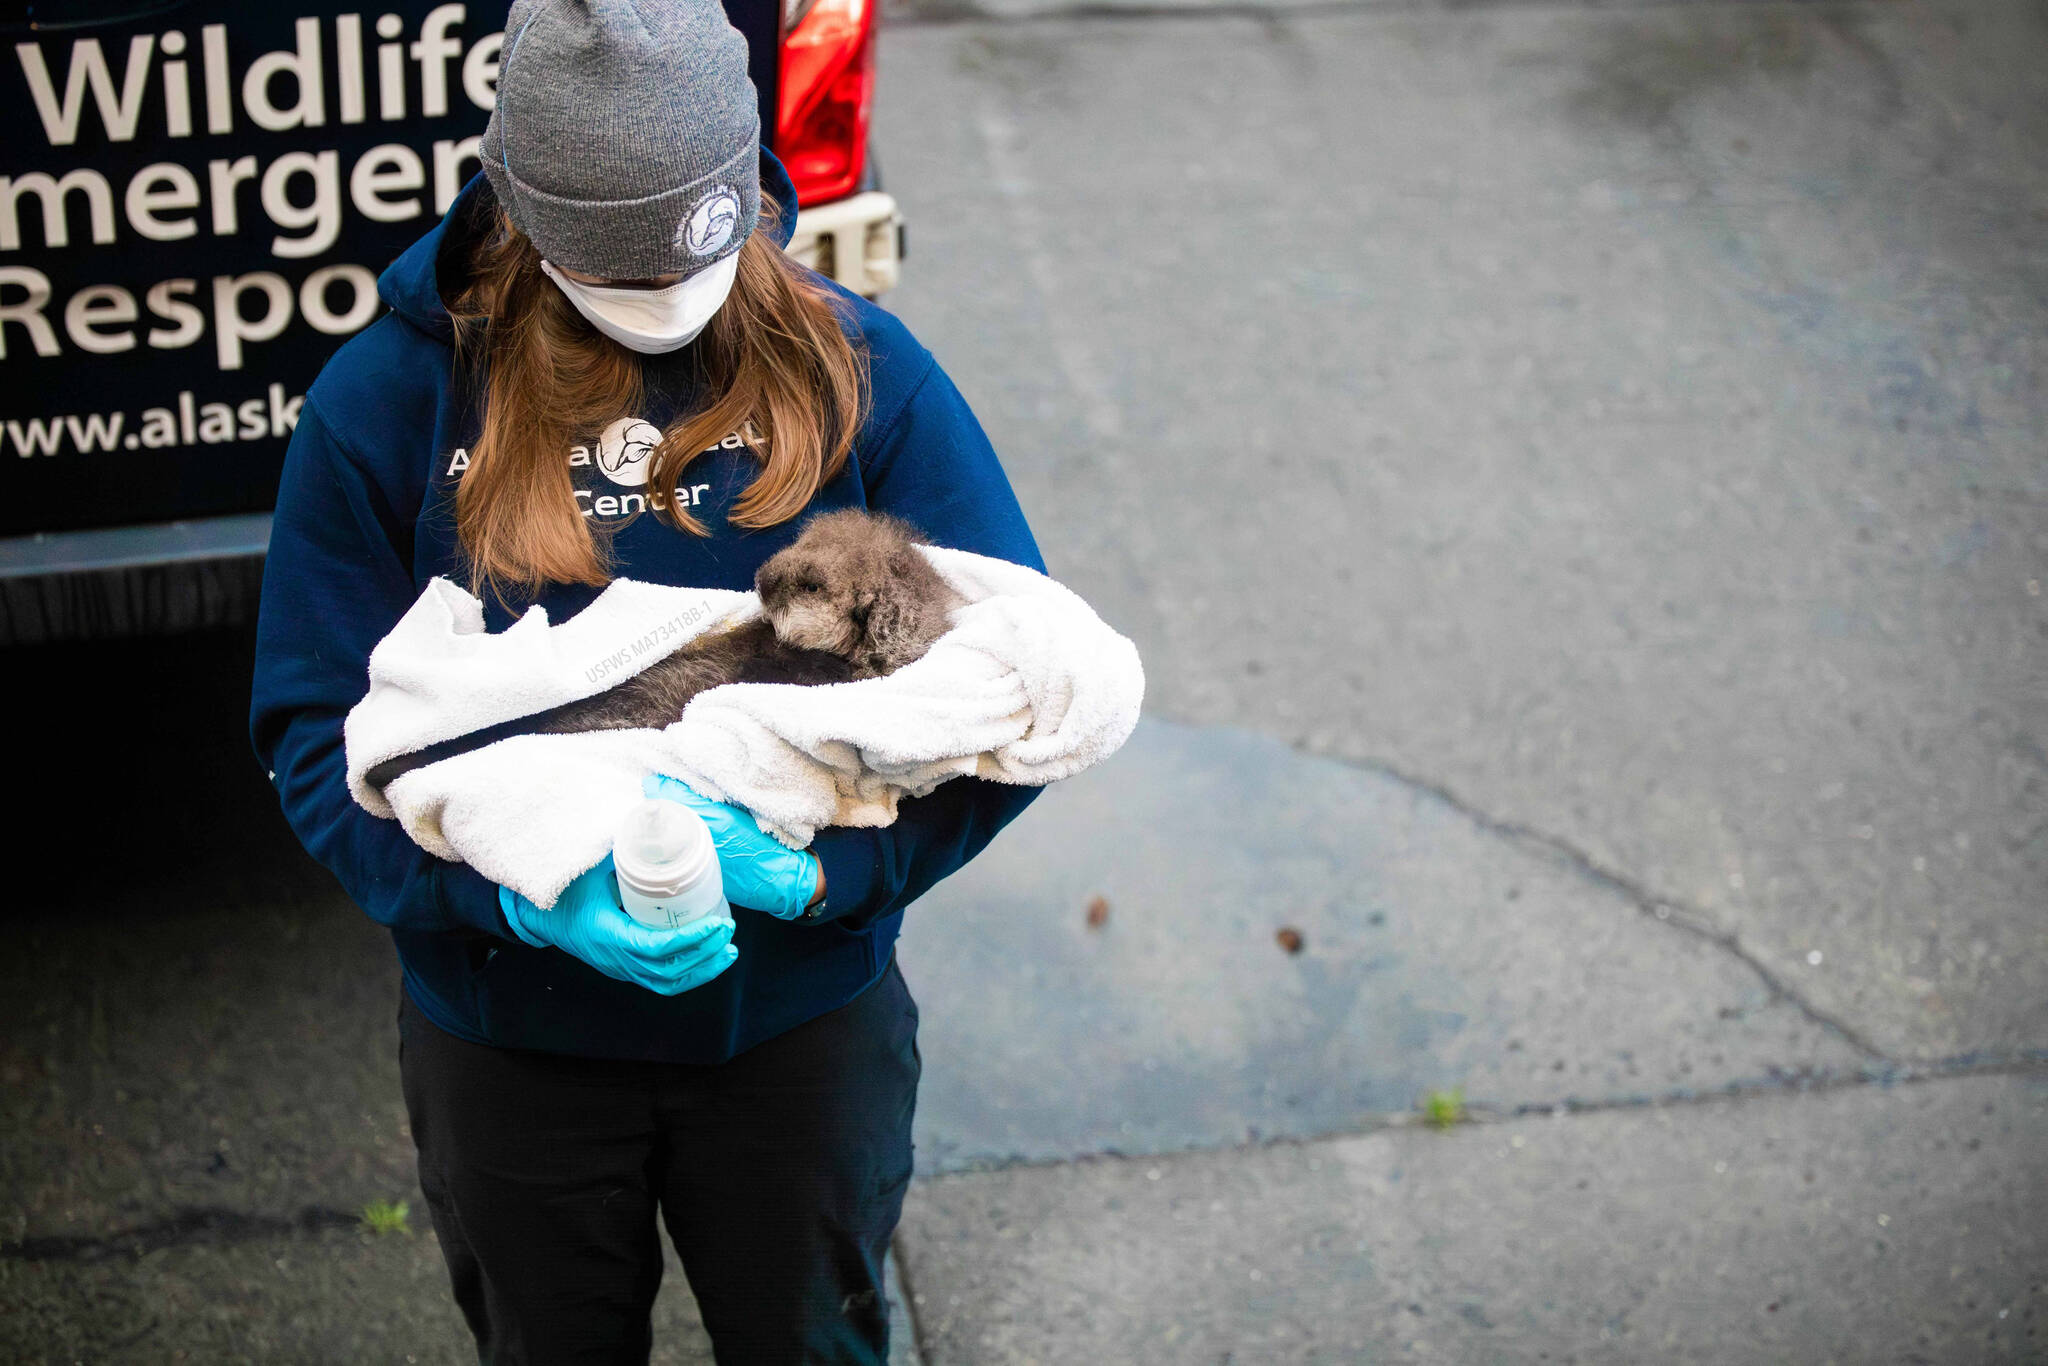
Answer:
[{"xmin": 481, "ymin": 0, "xmax": 761, "ymax": 280}]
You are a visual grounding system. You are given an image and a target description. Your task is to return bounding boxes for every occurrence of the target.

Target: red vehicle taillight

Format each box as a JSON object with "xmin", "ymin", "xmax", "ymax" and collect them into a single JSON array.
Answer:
[{"xmin": 776, "ymin": 0, "xmax": 877, "ymax": 207}]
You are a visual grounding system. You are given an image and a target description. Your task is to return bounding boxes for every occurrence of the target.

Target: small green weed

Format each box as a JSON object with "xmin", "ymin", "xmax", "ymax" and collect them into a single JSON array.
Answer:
[
  {"xmin": 359, "ymin": 1198, "xmax": 412, "ymax": 1236},
  {"xmin": 1420, "ymin": 1088, "xmax": 1466, "ymax": 1130}
]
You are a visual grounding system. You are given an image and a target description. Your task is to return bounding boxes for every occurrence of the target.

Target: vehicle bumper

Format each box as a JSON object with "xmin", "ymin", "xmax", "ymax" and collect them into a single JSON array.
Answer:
[
  {"xmin": 787, "ymin": 191, "xmax": 904, "ymax": 298},
  {"xmin": 0, "ymin": 515, "xmax": 270, "ymax": 645}
]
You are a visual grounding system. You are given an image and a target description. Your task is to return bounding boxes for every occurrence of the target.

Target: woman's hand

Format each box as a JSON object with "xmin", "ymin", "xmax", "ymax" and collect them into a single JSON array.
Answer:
[
  {"xmin": 499, "ymin": 855, "xmax": 738, "ymax": 994},
  {"xmin": 643, "ymin": 775, "xmax": 822, "ymax": 919}
]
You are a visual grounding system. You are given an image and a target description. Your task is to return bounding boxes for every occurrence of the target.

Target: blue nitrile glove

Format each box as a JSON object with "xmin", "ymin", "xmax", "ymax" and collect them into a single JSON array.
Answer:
[
  {"xmin": 643, "ymin": 774, "xmax": 821, "ymax": 920},
  {"xmin": 498, "ymin": 854, "xmax": 738, "ymax": 994}
]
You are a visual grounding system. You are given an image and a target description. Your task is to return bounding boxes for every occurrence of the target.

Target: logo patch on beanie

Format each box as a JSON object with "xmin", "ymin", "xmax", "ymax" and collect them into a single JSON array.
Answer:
[{"xmin": 679, "ymin": 186, "xmax": 742, "ymax": 257}]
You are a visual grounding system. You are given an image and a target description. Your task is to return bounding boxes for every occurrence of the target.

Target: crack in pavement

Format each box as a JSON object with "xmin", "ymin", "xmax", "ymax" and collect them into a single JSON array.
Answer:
[
  {"xmin": 1293, "ymin": 742, "xmax": 1906, "ymax": 1065},
  {"xmin": 1493, "ymin": 1049, "xmax": 2048, "ymax": 1122},
  {"xmin": 908, "ymin": 1052, "xmax": 2048, "ymax": 1180},
  {"xmin": 12, "ymin": 1055, "xmax": 2045, "ymax": 1263}
]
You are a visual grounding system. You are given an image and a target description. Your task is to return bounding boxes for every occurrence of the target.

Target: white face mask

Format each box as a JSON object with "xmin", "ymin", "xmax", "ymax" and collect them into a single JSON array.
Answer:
[{"xmin": 539, "ymin": 252, "xmax": 740, "ymax": 355}]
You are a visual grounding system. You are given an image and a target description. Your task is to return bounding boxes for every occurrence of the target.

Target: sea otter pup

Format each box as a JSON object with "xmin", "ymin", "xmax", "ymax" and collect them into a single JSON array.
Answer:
[
  {"xmin": 363, "ymin": 509, "xmax": 963, "ymax": 791},
  {"xmin": 536, "ymin": 508, "xmax": 963, "ymax": 732}
]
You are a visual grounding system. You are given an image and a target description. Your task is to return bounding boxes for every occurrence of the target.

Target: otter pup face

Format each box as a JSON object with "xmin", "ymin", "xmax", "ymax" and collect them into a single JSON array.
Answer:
[
  {"xmin": 757, "ymin": 548, "xmax": 864, "ymax": 657},
  {"xmin": 756, "ymin": 510, "xmax": 935, "ymax": 664}
]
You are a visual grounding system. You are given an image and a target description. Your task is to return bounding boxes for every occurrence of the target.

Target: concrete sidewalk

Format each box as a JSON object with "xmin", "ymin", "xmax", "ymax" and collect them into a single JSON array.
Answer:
[
  {"xmin": 885, "ymin": 725, "xmax": 2046, "ymax": 1361},
  {"xmin": 898, "ymin": 1075, "xmax": 2045, "ymax": 1361},
  {"xmin": 871, "ymin": 0, "xmax": 2048, "ymax": 1358}
]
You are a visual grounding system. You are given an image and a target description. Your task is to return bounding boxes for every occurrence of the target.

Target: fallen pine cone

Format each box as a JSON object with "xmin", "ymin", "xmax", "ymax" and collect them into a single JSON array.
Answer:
[
  {"xmin": 1085, "ymin": 896, "xmax": 1110, "ymax": 929},
  {"xmin": 1275, "ymin": 927, "xmax": 1305, "ymax": 954}
]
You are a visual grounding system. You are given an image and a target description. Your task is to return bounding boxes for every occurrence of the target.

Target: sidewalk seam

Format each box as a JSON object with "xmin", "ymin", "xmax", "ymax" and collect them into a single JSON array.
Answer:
[
  {"xmin": 10, "ymin": 1063, "xmax": 2042, "ymax": 1261},
  {"xmin": 908, "ymin": 1053, "xmax": 2048, "ymax": 1182}
]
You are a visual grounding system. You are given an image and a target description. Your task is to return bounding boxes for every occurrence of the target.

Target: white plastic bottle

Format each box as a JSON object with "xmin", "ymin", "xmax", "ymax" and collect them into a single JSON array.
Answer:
[{"xmin": 612, "ymin": 798, "xmax": 729, "ymax": 929}]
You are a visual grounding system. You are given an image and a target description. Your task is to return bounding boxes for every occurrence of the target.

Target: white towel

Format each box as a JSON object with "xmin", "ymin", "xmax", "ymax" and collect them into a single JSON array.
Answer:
[{"xmin": 344, "ymin": 547, "xmax": 1145, "ymax": 908}]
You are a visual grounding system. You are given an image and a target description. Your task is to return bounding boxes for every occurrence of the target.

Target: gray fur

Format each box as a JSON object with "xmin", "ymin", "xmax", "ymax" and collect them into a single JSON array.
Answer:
[{"xmin": 538, "ymin": 509, "xmax": 963, "ymax": 734}]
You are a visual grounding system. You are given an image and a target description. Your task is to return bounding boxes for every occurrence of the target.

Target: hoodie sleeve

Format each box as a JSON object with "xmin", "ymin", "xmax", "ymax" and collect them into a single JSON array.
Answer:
[
  {"xmin": 249, "ymin": 397, "xmax": 514, "ymax": 941},
  {"xmin": 804, "ymin": 356, "xmax": 1048, "ymax": 930}
]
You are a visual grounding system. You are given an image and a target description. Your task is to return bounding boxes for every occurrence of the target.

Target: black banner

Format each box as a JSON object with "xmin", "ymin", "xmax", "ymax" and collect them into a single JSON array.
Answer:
[{"xmin": 1, "ymin": 0, "xmax": 778, "ymax": 537}]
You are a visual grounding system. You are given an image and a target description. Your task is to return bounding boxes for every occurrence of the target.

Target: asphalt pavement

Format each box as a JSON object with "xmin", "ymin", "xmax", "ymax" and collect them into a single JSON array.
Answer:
[{"xmin": 5, "ymin": 0, "xmax": 2045, "ymax": 1360}]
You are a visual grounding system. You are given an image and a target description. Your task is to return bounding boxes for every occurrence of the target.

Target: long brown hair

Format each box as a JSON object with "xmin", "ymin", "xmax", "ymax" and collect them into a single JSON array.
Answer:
[{"xmin": 446, "ymin": 194, "xmax": 869, "ymax": 599}]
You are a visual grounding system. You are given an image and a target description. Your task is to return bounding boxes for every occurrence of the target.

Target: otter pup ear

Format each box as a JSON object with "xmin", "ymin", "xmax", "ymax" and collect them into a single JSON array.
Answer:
[{"xmin": 851, "ymin": 585, "xmax": 877, "ymax": 631}]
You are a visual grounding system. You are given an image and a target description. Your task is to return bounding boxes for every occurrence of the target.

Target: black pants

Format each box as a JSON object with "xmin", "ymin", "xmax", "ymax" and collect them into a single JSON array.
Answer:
[{"xmin": 397, "ymin": 957, "xmax": 921, "ymax": 1365}]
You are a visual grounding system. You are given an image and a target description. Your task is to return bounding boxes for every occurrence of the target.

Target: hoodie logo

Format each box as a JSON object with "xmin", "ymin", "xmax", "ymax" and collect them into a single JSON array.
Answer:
[
  {"xmin": 679, "ymin": 186, "xmax": 742, "ymax": 258},
  {"xmin": 595, "ymin": 416, "xmax": 662, "ymax": 486}
]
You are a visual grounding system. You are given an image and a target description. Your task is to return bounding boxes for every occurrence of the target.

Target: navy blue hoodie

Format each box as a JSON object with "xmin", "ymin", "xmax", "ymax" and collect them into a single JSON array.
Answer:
[{"xmin": 250, "ymin": 152, "xmax": 1045, "ymax": 1063}]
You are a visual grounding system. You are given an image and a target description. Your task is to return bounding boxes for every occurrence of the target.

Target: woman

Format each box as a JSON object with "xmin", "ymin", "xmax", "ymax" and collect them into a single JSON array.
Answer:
[{"xmin": 248, "ymin": 0, "xmax": 1043, "ymax": 1359}]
